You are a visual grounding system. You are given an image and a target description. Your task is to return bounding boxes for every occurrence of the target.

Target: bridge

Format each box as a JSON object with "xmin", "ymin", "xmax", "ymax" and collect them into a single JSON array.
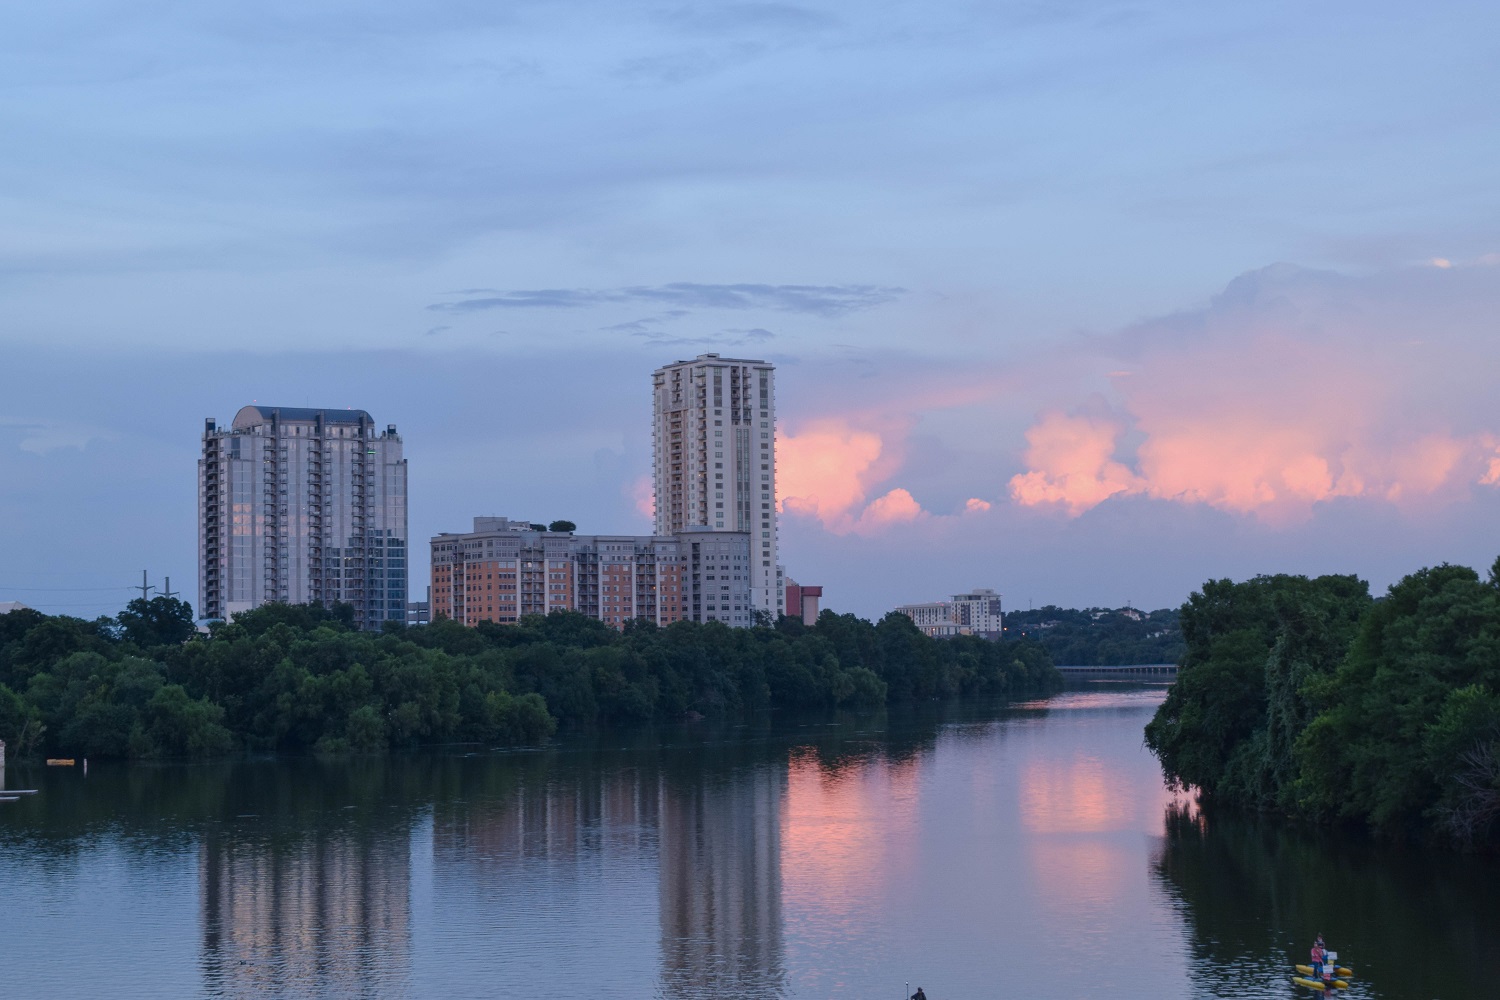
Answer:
[{"xmin": 1055, "ymin": 663, "xmax": 1178, "ymax": 679}]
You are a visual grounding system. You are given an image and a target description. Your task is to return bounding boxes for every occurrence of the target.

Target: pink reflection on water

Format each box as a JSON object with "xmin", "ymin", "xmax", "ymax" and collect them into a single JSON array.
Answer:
[{"xmin": 779, "ymin": 748, "xmax": 920, "ymax": 924}]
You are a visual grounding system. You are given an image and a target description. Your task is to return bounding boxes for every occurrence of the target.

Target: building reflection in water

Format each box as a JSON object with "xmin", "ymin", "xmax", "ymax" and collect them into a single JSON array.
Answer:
[
  {"xmin": 199, "ymin": 827, "xmax": 412, "ymax": 998},
  {"xmin": 658, "ymin": 763, "xmax": 787, "ymax": 998},
  {"xmin": 426, "ymin": 752, "xmax": 788, "ymax": 999}
]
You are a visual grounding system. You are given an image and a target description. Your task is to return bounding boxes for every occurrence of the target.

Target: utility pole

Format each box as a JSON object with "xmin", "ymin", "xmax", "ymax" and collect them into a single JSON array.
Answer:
[
  {"xmin": 162, "ymin": 577, "xmax": 179, "ymax": 600},
  {"xmin": 137, "ymin": 571, "xmax": 155, "ymax": 603}
]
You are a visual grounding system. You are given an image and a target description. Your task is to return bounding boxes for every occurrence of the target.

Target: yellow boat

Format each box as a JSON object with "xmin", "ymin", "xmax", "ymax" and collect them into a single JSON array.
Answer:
[
  {"xmin": 1298, "ymin": 964, "xmax": 1354, "ymax": 979},
  {"xmin": 1293, "ymin": 976, "xmax": 1349, "ymax": 991}
]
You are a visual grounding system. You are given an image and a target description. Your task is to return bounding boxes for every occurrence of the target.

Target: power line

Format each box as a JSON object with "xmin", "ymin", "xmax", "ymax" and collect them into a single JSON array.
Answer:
[
  {"xmin": 16, "ymin": 602, "xmax": 127, "ymax": 609},
  {"xmin": 0, "ymin": 586, "xmax": 137, "ymax": 592}
]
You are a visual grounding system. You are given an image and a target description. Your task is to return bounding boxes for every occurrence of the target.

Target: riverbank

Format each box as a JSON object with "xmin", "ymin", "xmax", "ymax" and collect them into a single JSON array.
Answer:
[
  {"xmin": 0, "ymin": 602, "xmax": 1061, "ymax": 761},
  {"xmin": 1145, "ymin": 558, "xmax": 1500, "ymax": 850}
]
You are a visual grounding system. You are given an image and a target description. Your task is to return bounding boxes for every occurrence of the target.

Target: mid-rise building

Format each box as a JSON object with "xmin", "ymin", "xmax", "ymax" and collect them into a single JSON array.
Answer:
[
  {"xmin": 783, "ymin": 580, "xmax": 822, "ymax": 626},
  {"xmin": 430, "ymin": 517, "xmax": 753, "ymax": 628},
  {"xmin": 652, "ymin": 354, "xmax": 782, "ymax": 620},
  {"xmin": 950, "ymin": 589, "xmax": 1004, "ymax": 637},
  {"xmin": 894, "ymin": 588, "xmax": 1003, "ymax": 639},
  {"xmin": 198, "ymin": 406, "xmax": 408, "ymax": 629}
]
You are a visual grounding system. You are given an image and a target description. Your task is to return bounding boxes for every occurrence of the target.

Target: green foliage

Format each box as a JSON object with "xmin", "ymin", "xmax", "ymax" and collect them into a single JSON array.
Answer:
[
  {"xmin": 1004, "ymin": 604, "xmax": 1185, "ymax": 665},
  {"xmin": 1147, "ymin": 557, "xmax": 1500, "ymax": 849},
  {"xmin": 0, "ymin": 602, "xmax": 1061, "ymax": 761},
  {"xmin": 1296, "ymin": 563, "xmax": 1500, "ymax": 841},
  {"xmin": 115, "ymin": 596, "xmax": 197, "ymax": 649},
  {"xmin": 547, "ymin": 520, "xmax": 577, "ymax": 533}
]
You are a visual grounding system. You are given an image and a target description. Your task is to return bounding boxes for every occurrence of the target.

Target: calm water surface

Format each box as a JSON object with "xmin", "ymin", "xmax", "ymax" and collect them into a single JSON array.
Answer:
[{"xmin": 3, "ymin": 685, "xmax": 1497, "ymax": 999}]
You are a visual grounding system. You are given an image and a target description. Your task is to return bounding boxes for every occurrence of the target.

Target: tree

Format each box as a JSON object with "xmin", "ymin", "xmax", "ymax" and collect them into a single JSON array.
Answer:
[
  {"xmin": 1144, "ymin": 574, "xmax": 1369, "ymax": 805},
  {"xmin": 1296, "ymin": 563, "xmax": 1500, "ymax": 840},
  {"xmin": 548, "ymin": 520, "xmax": 577, "ymax": 533},
  {"xmin": 116, "ymin": 596, "xmax": 197, "ymax": 649}
]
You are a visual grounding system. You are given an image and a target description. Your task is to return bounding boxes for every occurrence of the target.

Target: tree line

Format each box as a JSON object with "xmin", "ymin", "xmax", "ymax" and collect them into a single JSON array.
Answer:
[
  {"xmin": 1145, "ymin": 557, "xmax": 1500, "ymax": 849},
  {"xmin": 0, "ymin": 599, "xmax": 1059, "ymax": 760},
  {"xmin": 1003, "ymin": 604, "xmax": 1185, "ymax": 665}
]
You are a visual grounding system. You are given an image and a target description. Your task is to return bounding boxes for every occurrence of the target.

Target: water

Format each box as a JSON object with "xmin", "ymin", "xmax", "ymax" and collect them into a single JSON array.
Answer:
[{"xmin": 2, "ymin": 685, "xmax": 1496, "ymax": 999}]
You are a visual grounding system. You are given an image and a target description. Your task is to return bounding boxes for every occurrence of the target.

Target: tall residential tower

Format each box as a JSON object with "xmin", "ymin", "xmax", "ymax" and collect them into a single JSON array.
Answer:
[
  {"xmin": 198, "ymin": 406, "xmax": 408, "ymax": 628},
  {"xmin": 652, "ymin": 354, "xmax": 782, "ymax": 619}
]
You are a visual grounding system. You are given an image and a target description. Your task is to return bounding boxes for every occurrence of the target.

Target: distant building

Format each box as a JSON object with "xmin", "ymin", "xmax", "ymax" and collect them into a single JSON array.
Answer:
[
  {"xmin": 430, "ymin": 517, "xmax": 753, "ymax": 629},
  {"xmin": 653, "ymin": 354, "xmax": 783, "ymax": 620},
  {"xmin": 950, "ymin": 589, "xmax": 1004, "ymax": 638},
  {"xmin": 0, "ymin": 601, "xmax": 32, "ymax": 615},
  {"xmin": 783, "ymin": 580, "xmax": 822, "ymax": 626},
  {"xmin": 894, "ymin": 588, "xmax": 1003, "ymax": 639},
  {"xmin": 405, "ymin": 598, "xmax": 430, "ymax": 627},
  {"xmin": 198, "ymin": 406, "xmax": 408, "ymax": 630},
  {"xmin": 894, "ymin": 601, "xmax": 965, "ymax": 638}
]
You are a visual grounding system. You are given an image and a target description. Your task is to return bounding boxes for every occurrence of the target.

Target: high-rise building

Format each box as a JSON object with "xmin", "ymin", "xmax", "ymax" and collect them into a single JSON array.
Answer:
[
  {"xmin": 198, "ymin": 406, "xmax": 408, "ymax": 629},
  {"xmin": 652, "ymin": 354, "xmax": 782, "ymax": 619},
  {"xmin": 429, "ymin": 517, "xmax": 753, "ymax": 628}
]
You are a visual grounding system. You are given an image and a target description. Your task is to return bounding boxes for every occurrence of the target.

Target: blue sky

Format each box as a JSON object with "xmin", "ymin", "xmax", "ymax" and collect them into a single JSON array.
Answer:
[{"xmin": 2, "ymin": 1, "xmax": 1498, "ymax": 619}]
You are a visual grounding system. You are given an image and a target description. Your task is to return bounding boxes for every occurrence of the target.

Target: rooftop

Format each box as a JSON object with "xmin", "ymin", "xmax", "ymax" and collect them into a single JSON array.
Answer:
[{"xmin": 230, "ymin": 405, "xmax": 375, "ymax": 429}]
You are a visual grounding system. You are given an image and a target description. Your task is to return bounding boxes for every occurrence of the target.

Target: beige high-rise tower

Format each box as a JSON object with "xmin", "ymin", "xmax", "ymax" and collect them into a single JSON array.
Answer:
[
  {"xmin": 652, "ymin": 354, "xmax": 782, "ymax": 620},
  {"xmin": 198, "ymin": 406, "xmax": 408, "ymax": 629}
]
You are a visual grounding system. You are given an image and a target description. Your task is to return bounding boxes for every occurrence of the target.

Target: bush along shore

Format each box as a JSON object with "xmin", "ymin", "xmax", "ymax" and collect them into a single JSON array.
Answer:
[
  {"xmin": 1145, "ymin": 556, "xmax": 1500, "ymax": 850},
  {"xmin": 0, "ymin": 600, "xmax": 1060, "ymax": 760}
]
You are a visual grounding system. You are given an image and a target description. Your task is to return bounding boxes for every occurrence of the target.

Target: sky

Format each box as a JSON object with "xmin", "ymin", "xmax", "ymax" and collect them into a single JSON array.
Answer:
[{"xmin": 2, "ymin": 0, "xmax": 1498, "ymax": 620}]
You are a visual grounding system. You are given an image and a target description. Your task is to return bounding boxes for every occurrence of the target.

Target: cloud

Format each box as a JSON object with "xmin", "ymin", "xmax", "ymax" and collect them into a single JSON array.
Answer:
[
  {"xmin": 429, "ymin": 283, "xmax": 903, "ymax": 317},
  {"xmin": 855, "ymin": 488, "xmax": 925, "ymax": 532},
  {"xmin": 633, "ymin": 326, "xmax": 776, "ymax": 348},
  {"xmin": 1009, "ymin": 408, "xmax": 1142, "ymax": 516},
  {"xmin": 0, "ymin": 417, "xmax": 117, "ymax": 455},
  {"xmin": 778, "ymin": 417, "xmax": 933, "ymax": 534},
  {"xmin": 1484, "ymin": 452, "xmax": 1500, "ymax": 486},
  {"xmin": 1009, "ymin": 262, "xmax": 1500, "ymax": 521},
  {"xmin": 630, "ymin": 475, "xmax": 655, "ymax": 521},
  {"xmin": 656, "ymin": 3, "xmax": 839, "ymax": 36}
]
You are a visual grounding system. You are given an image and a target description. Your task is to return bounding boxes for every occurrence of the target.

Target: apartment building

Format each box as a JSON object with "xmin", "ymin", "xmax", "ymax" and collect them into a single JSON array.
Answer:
[
  {"xmin": 430, "ymin": 518, "xmax": 753, "ymax": 629},
  {"xmin": 652, "ymin": 354, "xmax": 782, "ymax": 620},
  {"xmin": 894, "ymin": 588, "xmax": 1003, "ymax": 639},
  {"xmin": 198, "ymin": 406, "xmax": 407, "ymax": 629}
]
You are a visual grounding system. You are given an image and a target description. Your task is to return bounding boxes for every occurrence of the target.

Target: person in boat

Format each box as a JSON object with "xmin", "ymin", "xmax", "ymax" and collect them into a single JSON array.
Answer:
[
  {"xmin": 1310, "ymin": 937, "xmax": 1326, "ymax": 979},
  {"xmin": 910, "ymin": 988, "xmax": 927, "ymax": 1000}
]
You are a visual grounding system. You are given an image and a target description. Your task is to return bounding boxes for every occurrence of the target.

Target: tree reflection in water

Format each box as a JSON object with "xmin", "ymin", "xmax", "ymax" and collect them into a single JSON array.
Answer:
[{"xmin": 1153, "ymin": 801, "xmax": 1500, "ymax": 1000}]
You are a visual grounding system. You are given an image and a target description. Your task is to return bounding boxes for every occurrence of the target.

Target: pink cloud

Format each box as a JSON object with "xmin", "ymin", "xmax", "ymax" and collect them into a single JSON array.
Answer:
[
  {"xmin": 630, "ymin": 474, "xmax": 654, "ymax": 520},
  {"xmin": 778, "ymin": 419, "xmax": 885, "ymax": 525},
  {"xmin": 852, "ymin": 488, "xmax": 925, "ymax": 534},
  {"xmin": 1009, "ymin": 410, "xmax": 1142, "ymax": 515},
  {"xmin": 778, "ymin": 418, "xmax": 932, "ymax": 534},
  {"xmin": 1008, "ymin": 264, "xmax": 1500, "ymax": 521}
]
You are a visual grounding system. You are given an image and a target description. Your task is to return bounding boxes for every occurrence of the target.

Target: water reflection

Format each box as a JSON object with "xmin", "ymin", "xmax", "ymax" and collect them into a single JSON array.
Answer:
[
  {"xmin": 659, "ymin": 763, "xmax": 785, "ymax": 998},
  {"xmin": 1155, "ymin": 802, "xmax": 1500, "ymax": 1000},
  {"xmin": 200, "ymin": 826, "xmax": 412, "ymax": 998},
  {"xmin": 5, "ymin": 690, "xmax": 1498, "ymax": 1000}
]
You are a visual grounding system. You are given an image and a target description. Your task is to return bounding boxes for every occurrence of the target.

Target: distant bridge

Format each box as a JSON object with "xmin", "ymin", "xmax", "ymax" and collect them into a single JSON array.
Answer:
[{"xmin": 1055, "ymin": 663, "xmax": 1178, "ymax": 679}]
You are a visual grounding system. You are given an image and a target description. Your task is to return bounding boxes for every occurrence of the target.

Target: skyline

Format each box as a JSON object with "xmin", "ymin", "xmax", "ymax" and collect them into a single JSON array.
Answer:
[{"xmin": 3, "ymin": 1, "xmax": 1499, "ymax": 619}]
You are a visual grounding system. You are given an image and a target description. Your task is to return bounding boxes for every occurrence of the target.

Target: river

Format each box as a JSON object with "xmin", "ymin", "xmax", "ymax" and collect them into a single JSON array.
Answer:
[{"xmin": 2, "ymin": 685, "xmax": 1496, "ymax": 999}]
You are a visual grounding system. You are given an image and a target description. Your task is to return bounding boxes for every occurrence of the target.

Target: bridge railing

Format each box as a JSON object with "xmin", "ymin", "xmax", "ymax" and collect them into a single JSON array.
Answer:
[{"xmin": 1054, "ymin": 663, "xmax": 1178, "ymax": 677}]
